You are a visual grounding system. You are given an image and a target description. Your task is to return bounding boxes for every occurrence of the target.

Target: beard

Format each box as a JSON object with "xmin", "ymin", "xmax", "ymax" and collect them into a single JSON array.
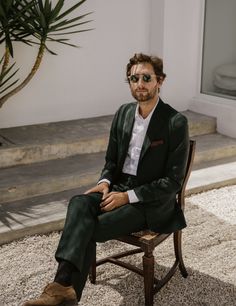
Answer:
[{"xmin": 131, "ymin": 84, "xmax": 158, "ymax": 102}]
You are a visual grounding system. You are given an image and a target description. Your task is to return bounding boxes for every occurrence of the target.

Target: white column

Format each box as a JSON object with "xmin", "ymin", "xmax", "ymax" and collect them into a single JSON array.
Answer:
[{"xmin": 149, "ymin": 0, "xmax": 165, "ymax": 57}]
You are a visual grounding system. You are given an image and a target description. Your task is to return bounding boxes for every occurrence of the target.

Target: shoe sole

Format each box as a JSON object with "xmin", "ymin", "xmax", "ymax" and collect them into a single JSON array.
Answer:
[{"xmin": 58, "ymin": 300, "xmax": 78, "ymax": 306}]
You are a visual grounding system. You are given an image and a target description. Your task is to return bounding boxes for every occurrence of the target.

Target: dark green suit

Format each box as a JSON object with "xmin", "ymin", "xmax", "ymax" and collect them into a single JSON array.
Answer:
[
  {"xmin": 100, "ymin": 99, "xmax": 189, "ymax": 232},
  {"xmin": 55, "ymin": 99, "xmax": 189, "ymax": 299}
]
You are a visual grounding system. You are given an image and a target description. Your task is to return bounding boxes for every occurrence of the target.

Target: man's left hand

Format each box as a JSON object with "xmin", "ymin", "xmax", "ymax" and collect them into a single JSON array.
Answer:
[{"xmin": 100, "ymin": 191, "xmax": 129, "ymax": 212}]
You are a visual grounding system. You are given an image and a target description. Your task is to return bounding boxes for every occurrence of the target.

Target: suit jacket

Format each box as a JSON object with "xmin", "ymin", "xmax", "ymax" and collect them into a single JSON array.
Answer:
[{"xmin": 99, "ymin": 99, "xmax": 190, "ymax": 233}]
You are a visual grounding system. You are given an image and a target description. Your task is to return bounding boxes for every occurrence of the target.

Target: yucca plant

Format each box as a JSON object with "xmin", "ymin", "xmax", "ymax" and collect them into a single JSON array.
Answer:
[
  {"xmin": 0, "ymin": 0, "xmax": 92, "ymax": 108},
  {"xmin": 0, "ymin": 0, "xmax": 35, "ymax": 97}
]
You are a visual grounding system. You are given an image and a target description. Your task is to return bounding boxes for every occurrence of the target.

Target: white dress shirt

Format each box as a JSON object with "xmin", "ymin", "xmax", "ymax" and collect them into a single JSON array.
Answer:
[{"xmin": 99, "ymin": 100, "xmax": 159, "ymax": 203}]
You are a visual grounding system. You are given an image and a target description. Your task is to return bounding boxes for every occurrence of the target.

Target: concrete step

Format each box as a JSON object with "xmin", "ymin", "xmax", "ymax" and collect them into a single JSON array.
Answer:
[
  {"xmin": 184, "ymin": 110, "xmax": 216, "ymax": 136},
  {"xmin": 0, "ymin": 111, "xmax": 216, "ymax": 168},
  {"xmin": 0, "ymin": 115, "xmax": 112, "ymax": 169},
  {"xmin": 0, "ymin": 152, "xmax": 104, "ymax": 204},
  {"xmin": 188, "ymin": 156, "xmax": 236, "ymax": 194},
  {"xmin": 193, "ymin": 133, "xmax": 236, "ymax": 164},
  {"xmin": 1, "ymin": 132, "xmax": 236, "ymax": 204},
  {"xmin": 1, "ymin": 157, "xmax": 236, "ymax": 246}
]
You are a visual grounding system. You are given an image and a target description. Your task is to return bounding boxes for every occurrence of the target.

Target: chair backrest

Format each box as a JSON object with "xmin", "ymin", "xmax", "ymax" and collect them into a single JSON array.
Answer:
[{"xmin": 177, "ymin": 139, "xmax": 196, "ymax": 211}]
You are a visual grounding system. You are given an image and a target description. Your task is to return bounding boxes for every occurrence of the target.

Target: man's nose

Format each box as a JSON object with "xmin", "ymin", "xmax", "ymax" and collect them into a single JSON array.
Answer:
[
  {"xmin": 137, "ymin": 79, "xmax": 146, "ymax": 88},
  {"xmin": 135, "ymin": 76, "xmax": 145, "ymax": 84}
]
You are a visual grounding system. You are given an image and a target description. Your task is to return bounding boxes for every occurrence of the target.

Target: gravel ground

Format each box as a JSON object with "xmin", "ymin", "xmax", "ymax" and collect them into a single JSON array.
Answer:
[{"xmin": 0, "ymin": 185, "xmax": 236, "ymax": 306}]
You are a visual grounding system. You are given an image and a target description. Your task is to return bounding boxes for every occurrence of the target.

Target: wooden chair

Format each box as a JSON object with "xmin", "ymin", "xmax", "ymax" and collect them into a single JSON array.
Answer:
[{"xmin": 89, "ymin": 140, "xmax": 196, "ymax": 306}]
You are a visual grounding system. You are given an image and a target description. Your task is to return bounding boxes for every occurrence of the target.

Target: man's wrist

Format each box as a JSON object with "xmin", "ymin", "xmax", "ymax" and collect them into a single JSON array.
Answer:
[{"xmin": 123, "ymin": 191, "xmax": 129, "ymax": 203}]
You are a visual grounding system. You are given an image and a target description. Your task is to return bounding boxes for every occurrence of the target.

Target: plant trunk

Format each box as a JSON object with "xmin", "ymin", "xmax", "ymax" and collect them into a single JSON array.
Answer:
[
  {"xmin": 0, "ymin": 41, "xmax": 46, "ymax": 108},
  {"xmin": 0, "ymin": 47, "xmax": 10, "ymax": 85}
]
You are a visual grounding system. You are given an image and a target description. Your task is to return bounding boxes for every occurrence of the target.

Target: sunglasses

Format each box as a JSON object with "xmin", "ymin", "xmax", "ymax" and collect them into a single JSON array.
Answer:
[{"xmin": 128, "ymin": 74, "xmax": 158, "ymax": 83}]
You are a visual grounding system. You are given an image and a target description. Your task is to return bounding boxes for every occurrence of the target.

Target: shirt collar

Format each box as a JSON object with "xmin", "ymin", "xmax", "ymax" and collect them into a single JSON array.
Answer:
[{"xmin": 135, "ymin": 98, "xmax": 159, "ymax": 121}]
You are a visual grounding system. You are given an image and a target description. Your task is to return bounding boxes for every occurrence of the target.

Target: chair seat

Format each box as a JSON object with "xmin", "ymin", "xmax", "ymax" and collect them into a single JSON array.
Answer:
[{"xmin": 131, "ymin": 230, "xmax": 159, "ymax": 240}]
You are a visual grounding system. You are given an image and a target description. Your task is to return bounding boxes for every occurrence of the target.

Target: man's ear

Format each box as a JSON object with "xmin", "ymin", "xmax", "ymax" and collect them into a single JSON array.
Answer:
[{"xmin": 158, "ymin": 76, "xmax": 164, "ymax": 86}]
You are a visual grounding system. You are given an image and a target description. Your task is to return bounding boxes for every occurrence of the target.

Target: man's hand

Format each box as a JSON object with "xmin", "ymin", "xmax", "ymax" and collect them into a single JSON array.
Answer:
[
  {"xmin": 100, "ymin": 191, "xmax": 129, "ymax": 212},
  {"xmin": 84, "ymin": 182, "xmax": 109, "ymax": 199}
]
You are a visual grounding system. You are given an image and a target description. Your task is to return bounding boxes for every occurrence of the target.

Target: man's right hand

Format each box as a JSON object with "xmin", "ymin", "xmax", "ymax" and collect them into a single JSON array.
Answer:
[{"xmin": 84, "ymin": 182, "xmax": 109, "ymax": 200}]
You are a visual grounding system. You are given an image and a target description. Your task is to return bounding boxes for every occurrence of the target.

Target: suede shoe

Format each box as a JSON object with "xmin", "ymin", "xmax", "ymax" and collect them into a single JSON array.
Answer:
[{"xmin": 22, "ymin": 282, "xmax": 77, "ymax": 306}]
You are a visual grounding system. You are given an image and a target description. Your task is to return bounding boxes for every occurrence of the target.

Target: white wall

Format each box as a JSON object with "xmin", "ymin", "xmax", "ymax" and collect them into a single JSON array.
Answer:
[
  {"xmin": 2, "ymin": 0, "xmax": 235, "ymax": 136},
  {"xmin": 0, "ymin": 0, "xmax": 150, "ymax": 128},
  {"xmin": 149, "ymin": 0, "xmax": 165, "ymax": 57},
  {"xmin": 158, "ymin": 0, "xmax": 203, "ymax": 111},
  {"xmin": 149, "ymin": 0, "xmax": 236, "ymax": 137}
]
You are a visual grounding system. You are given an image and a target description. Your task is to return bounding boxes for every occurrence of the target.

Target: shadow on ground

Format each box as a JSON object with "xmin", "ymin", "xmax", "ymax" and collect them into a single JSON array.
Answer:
[
  {"xmin": 0, "ymin": 191, "xmax": 235, "ymax": 305},
  {"xmin": 92, "ymin": 263, "xmax": 236, "ymax": 305}
]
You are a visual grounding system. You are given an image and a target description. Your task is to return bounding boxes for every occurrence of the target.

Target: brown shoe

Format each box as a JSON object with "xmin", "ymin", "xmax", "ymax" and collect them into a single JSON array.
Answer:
[{"xmin": 22, "ymin": 282, "xmax": 77, "ymax": 306}]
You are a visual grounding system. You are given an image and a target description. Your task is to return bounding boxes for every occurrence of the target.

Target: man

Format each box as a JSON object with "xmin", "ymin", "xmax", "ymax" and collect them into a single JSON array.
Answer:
[{"xmin": 23, "ymin": 53, "xmax": 189, "ymax": 306}]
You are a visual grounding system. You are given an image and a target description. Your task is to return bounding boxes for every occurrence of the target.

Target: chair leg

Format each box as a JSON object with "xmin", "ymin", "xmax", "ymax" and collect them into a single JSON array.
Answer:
[
  {"xmin": 143, "ymin": 253, "xmax": 154, "ymax": 306},
  {"xmin": 89, "ymin": 248, "xmax": 97, "ymax": 284},
  {"xmin": 174, "ymin": 231, "xmax": 188, "ymax": 278}
]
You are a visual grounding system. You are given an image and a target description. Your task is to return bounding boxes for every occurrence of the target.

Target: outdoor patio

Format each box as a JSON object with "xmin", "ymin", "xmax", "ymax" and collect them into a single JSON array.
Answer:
[
  {"xmin": 1, "ymin": 1, "xmax": 236, "ymax": 305},
  {"xmin": 0, "ymin": 185, "xmax": 235, "ymax": 306}
]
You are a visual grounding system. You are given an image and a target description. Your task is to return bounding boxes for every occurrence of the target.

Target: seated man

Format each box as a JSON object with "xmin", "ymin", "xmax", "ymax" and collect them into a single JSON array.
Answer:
[{"xmin": 23, "ymin": 53, "xmax": 189, "ymax": 306}]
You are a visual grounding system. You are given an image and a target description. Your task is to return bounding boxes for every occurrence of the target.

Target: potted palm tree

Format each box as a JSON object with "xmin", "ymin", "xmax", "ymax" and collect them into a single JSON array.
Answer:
[{"xmin": 0, "ymin": 0, "xmax": 92, "ymax": 109}]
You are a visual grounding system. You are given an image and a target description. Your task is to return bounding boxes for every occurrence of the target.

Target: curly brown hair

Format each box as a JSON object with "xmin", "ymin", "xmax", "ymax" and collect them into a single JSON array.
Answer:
[{"xmin": 126, "ymin": 53, "xmax": 166, "ymax": 82}]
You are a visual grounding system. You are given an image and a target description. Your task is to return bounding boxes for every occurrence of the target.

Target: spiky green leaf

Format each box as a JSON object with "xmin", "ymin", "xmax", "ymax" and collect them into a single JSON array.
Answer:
[
  {"xmin": 49, "ymin": 12, "xmax": 92, "ymax": 31},
  {"xmin": 0, "ymin": 79, "xmax": 19, "ymax": 94},
  {"xmin": 0, "ymin": 61, "xmax": 17, "ymax": 80},
  {"xmin": 50, "ymin": 0, "xmax": 64, "ymax": 21},
  {"xmin": 0, "ymin": 67, "xmax": 19, "ymax": 87},
  {"xmin": 55, "ymin": 0, "xmax": 87, "ymax": 21},
  {"xmin": 51, "ymin": 28, "xmax": 93, "ymax": 36},
  {"xmin": 50, "ymin": 20, "xmax": 92, "ymax": 32}
]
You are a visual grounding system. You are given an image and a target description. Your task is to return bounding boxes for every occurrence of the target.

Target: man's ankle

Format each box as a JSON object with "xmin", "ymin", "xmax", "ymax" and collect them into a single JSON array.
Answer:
[{"xmin": 54, "ymin": 260, "xmax": 77, "ymax": 287}]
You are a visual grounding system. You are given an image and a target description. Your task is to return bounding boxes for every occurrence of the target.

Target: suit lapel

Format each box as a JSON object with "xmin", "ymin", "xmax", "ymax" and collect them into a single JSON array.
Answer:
[
  {"xmin": 139, "ymin": 99, "xmax": 165, "ymax": 161},
  {"xmin": 139, "ymin": 135, "xmax": 151, "ymax": 162},
  {"xmin": 119, "ymin": 103, "xmax": 136, "ymax": 164}
]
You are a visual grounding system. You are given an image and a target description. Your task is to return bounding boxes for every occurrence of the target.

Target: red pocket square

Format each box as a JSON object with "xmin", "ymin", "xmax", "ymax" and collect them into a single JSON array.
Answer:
[{"xmin": 150, "ymin": 139, "xmax": 164, "ymax": 147}]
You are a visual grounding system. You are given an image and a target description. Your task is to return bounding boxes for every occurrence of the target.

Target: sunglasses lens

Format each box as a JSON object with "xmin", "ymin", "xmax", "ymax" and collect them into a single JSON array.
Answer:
[
  {"xmin": 143, "ymin": 74, "xmax": 151, "ymax": 82},
  {"xmin": 129, "ymin": 74, "xmax": 155, "ymax": 83},
  {"xmin": 130, "ymin": 75, "xmax": 139, "ymax": 83}
]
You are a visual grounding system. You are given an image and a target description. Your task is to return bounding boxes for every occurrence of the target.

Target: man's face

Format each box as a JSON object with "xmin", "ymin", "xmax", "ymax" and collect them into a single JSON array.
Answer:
[{"xmin": 129, "ymin": 63, "xmax": 161, "ymax": 103}]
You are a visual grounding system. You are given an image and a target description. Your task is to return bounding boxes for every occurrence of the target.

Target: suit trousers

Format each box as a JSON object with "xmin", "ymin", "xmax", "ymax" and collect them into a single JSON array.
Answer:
[{"xmin": 55, "ymin": 174, "xmax": 147, "ymax": 300}]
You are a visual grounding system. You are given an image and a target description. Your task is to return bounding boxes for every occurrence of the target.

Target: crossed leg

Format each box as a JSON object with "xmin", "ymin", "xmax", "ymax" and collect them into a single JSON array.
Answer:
[{"xmin": 55, "ymin": 192, "xmax": 147, "ymax": 300}]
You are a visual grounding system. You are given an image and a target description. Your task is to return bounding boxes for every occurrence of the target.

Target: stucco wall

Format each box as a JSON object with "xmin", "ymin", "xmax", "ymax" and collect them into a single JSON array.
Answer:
[
  {"xmin": 0, "ymin": 0, "xmax": 151, "ymax": 128},
  {"xmin": 1, "ymin": 0, "xmax": 234, "ymax": 136},
  {"xmin": 155, "ymin": 0, "xmax": 202, "ymax": 111}
]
